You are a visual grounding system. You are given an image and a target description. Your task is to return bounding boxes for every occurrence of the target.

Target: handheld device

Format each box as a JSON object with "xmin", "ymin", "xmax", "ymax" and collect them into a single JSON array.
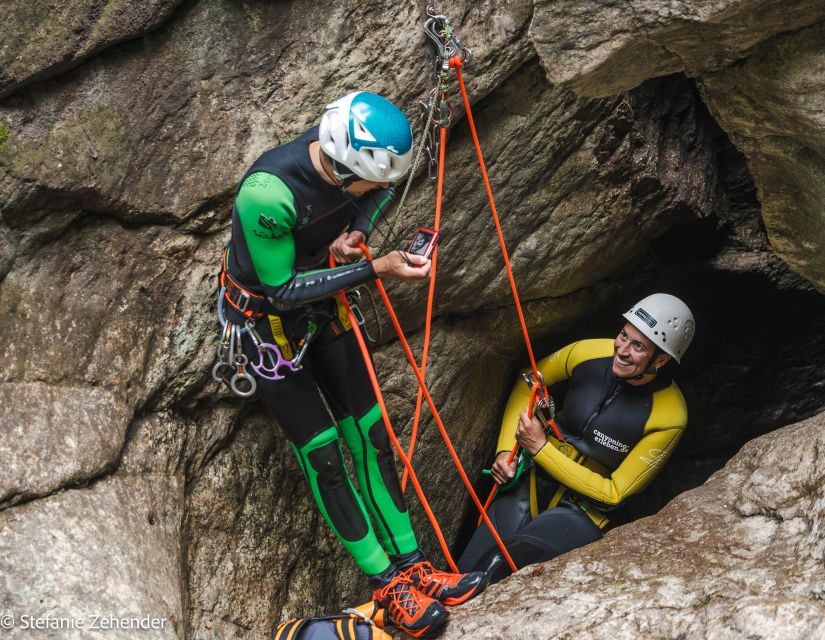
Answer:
[{"xmin": 406, "ymin": 227, "xmax": 440, "ymax": 259}]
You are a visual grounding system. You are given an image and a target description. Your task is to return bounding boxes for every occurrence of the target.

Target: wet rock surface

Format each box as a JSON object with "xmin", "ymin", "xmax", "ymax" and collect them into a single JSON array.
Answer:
[
  {"xmin": 1, "ymin": 2, "xmax": 824, "ymax": 639},
  {"xmin": 529, "ymin": 0, "xmax": 825, "ymax": 97},
  {"xmin": 1, "ymin": 0, "xmax": 187, "ymax": 99},
  {"xmin": 442, "ymin": 410, "xmax": 825, "ymax": 640}
]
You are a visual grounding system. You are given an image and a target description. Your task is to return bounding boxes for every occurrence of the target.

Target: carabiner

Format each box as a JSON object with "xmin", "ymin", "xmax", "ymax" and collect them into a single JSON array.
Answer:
[{"xmin": 230, "ymin": 370, "xmax": 257, "ymax": 398}]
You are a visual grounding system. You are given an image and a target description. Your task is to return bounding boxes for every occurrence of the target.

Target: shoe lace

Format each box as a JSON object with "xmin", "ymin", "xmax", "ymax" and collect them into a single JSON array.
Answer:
[
  {"xmin": 405, "ymin": 561, "xmax": 449, "ymax": 584},
  {"xmin": 376, "ymin": 573, "xmax": 419, "ymax": 617}
]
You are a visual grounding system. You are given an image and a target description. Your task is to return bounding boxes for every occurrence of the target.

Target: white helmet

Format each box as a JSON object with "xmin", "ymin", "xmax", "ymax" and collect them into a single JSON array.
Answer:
[
  {"xmin": 319, "ymin": 91, "xmax": 413, "ymax": 183},
  {"xmin": 623, "ymin": 294, "xmax": 695, "ymax": 363}
]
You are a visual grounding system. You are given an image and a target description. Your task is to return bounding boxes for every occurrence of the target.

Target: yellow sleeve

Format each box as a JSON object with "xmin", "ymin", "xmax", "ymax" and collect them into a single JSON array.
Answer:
[
  {"xmin": 496, "ymin": 340, "xmax": 613, "ymax": 453},
  {"xmin": 533, "ymin": 383, "xmax": 688, "ymax": 505}
]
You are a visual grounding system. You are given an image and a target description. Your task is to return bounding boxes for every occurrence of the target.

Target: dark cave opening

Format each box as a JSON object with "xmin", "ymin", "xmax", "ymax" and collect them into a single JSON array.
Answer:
[
  {"xmin": 451, "ymin": 76, "xmax": 825, "ymax": 552},
  {"xmin": 453, "ymin": 241, "xmax": 825, "ymax": 556}
]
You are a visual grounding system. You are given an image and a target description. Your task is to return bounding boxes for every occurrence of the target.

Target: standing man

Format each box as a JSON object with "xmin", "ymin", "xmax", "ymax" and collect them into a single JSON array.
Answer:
[{"xmin": 217, "ymin": 92, "xmax": 486, "ymax": 638}]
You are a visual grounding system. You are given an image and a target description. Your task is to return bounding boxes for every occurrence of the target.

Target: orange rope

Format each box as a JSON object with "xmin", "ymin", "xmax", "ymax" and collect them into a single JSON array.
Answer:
[
  {"xmin": 451, "ymin": 56, "xmax": 567, "ymax": 530},
  {"xmin": 401, "ymin": 120, "xmax": 448, "ymax": 493},
  {"xmin": 357, "ymin": 243, "xmax": 518, "ymax": 573},
  {"xmin": 450, "ymin": 56, "xmax": 562, "ymax": 443},
  {"xmin": 332, "ymin": 258, "xmax": 460, "ymax": 572},
  {"xmin": 477, "ymin": 382, "xmax": 539, "ymax": 526}
]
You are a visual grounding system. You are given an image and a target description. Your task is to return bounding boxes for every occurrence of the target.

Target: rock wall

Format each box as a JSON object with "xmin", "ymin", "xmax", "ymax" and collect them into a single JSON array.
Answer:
[
  {"xmin": 443, "ymin": 410, "xmax": 825, "ymax": 640},
  {"xmin": 1, "ymin": 2, "xmax": 825, "ymax": 639},
  {"xmin": 528, "ymin": 0, "xmax": 825, "ymax": 292}
]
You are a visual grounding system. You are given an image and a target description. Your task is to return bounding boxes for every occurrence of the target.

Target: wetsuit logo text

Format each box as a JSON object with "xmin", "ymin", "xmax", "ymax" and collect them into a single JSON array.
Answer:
[
  {"xmin": 255, "ymin": 214, "xmax": 288, "ymax": 240},
  {"xmin": 593, "ymin": 429, "xmax": 629, "ymax": 453},
  {"xmin": 641, "ymin": 448, "xmax": 666, "ymax": 467}
]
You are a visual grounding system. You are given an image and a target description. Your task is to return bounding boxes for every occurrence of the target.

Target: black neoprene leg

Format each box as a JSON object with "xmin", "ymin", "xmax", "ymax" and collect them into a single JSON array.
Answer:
[
  {"xmin": 457, "ymin": 473, "xmax": 532, "ymax": 572},
  {"xmin": 241, "ymin": 320, "xmax": 392, "ymax": 575},
  {"xmin": 312, "ymin": 327, "xmax": 418, "ymax": 557},
  {"xmin": 471, "ymin": 499, "xmax": 603, "ymax": 583}
]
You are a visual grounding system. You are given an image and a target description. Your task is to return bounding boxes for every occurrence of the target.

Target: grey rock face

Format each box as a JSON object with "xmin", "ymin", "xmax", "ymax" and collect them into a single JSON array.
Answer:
[
  {"xmin": 0, "ymin": 0, "xmax": 532, "ymax": 229},
  {"xmin": 0, "ymin": 0, "xmax": 187, "ymax": 99},
  {"xmin": 0, "ymin": 473, "xmax": 184, "ymax": 639},
  {"xmin": 442, "ymin": 410, "xmax": 825, "ymax": 640},
  {"xmin": 1, "ymin": 1, "xmax": 824, "ymax": 639},
  {"xmin": 0, "ymin": 382, "xmax": 130, "ymax": 508},
  {"xmin": 527, "ymin": 0, "xmax": 825, "ymax": 295},
  {"xmin": 700, "ymin": 21, "xmax": 825, "ymax": 292},
  {"xmin": 529, "ymin": 0, "xmax": 825, "ymax": 97}
]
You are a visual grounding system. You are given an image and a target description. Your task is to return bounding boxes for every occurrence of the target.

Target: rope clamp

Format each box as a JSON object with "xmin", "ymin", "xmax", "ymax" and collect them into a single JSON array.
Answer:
[{"xmin": 424, "ymin": 6, "xmax": 473, "ymax": 74}]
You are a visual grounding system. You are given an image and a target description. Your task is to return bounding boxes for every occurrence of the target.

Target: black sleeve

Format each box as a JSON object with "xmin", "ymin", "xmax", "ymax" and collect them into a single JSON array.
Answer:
[{"xmin": 263, "ymin": 262, "xmax": 377, "ymax": 311}]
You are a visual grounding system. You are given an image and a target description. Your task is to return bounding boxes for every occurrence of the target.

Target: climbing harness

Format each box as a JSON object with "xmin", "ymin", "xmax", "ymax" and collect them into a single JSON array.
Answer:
[
  {"xmin": 212, "ymin": 247, "xmax": 317, "ymax": 397},
  {"xmin": 213, "ymin": 254, "xmax": 369, "ymax": 397}
]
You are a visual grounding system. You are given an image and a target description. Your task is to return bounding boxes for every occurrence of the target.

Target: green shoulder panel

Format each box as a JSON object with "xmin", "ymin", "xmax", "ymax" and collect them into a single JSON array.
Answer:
[{"xmin": 235, "ymin": 171, "xmax": 298, "ymax": 287}]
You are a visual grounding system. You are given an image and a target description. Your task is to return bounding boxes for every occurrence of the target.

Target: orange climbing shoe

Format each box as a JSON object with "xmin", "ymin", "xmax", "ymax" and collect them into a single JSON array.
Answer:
[
  {"xmin": 401, "ymin": 561, "xmax": 489, "ymax": 606},
  {"xmin": 371, "ymin": 572, "xmax": 448, "ymax": 638}
]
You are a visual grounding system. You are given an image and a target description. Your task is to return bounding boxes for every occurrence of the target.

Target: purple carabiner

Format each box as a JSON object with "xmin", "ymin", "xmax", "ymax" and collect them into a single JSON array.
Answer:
[{"xmin": 251, "ymin": 343, "xmax": 298, "ymax": 380}]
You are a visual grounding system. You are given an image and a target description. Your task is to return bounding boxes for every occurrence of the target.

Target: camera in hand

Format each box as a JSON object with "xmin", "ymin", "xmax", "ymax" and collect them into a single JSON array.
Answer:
[{"xmin": 406, "ymin": 227, "xmax": 440, "ymax": 260}]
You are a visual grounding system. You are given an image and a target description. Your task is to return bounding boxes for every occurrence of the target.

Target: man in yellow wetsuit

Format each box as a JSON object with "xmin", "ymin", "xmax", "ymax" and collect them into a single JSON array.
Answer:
[{"xmin": 458, "ymin": 294, "xmax": 694, "ymax": 582}]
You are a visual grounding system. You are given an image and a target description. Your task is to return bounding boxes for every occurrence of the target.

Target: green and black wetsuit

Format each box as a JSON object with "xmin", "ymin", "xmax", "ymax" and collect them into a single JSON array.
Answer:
[{"xmin": 228, "ymin": 126, "xmax": 417, "ymax": 576}]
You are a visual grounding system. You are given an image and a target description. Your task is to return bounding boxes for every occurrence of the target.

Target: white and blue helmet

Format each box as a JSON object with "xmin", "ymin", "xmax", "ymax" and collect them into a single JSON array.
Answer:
[{"xmin": 319, "ymin": 91, "xmax": 413, "ymax": 183}]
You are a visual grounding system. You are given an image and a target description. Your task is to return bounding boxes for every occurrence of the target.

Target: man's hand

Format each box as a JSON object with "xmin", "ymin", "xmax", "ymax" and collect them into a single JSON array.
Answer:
[
  {"xmin": 372, "ymin": 251, "xmax": 432, "ymax": 283},
  {"xmin": 515, "ymin": 409, "xmax": 547, "ymax": 456},
  {"xmin": 330, "ymin": 231, "xmax": 366, "ymax": 264},
  {"xmin": 490, "ymin": 451, "xmax": 517, "ymax": 485}
]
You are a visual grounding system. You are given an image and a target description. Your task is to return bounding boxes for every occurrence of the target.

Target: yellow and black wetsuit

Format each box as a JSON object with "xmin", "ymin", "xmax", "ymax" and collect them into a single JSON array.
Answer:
[{"xmin": 458, "ymin": 339, "xmax": 687, "ymax": 580}]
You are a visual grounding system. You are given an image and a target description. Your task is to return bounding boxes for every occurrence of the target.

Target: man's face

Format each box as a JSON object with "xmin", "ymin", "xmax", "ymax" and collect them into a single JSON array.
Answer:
[
  {"xmin": 612, "ymin": 322, "xmax": 657, "ymax": 379},
  {"xmin": 345, "ymin": 179, "xmax": 390, "ymax": 197}
]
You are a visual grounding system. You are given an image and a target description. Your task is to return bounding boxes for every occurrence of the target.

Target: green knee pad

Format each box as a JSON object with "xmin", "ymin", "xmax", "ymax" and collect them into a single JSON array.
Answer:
[
  {"xmin": 291, "ymin": 426, "xmax": 390, "ymax": 575},
  {"xmin": 339, "ymin": 405, "xmax": 418, "ymax": 556}
]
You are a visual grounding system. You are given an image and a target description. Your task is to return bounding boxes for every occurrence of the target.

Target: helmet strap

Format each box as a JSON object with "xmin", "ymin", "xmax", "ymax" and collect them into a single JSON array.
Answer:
[{"xmin": 330, "ymin": 157, "xmax": 360, "ymax": 188}]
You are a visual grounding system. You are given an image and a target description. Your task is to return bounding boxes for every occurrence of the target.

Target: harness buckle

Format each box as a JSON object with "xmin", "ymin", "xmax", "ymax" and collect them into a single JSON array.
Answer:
[
  {"xmin": 234, "ymin": 289, "xmax": 251, "ymax": 312},
  {"xmin": 350, "ymin": 303, "xmax": 366, "ymax": 327}
]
